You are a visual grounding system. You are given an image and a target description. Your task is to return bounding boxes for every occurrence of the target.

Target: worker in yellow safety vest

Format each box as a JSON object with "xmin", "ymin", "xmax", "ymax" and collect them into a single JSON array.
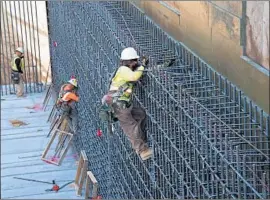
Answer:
[
  {"xmin": 11, "ymin": 47, "xmax": 25, "ymax": 97},
  {"xmin": 103, "ymin": 47, "xmax": 153, "ymax": 161}
]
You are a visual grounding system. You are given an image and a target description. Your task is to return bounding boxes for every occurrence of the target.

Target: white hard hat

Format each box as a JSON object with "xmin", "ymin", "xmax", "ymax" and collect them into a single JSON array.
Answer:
[
  {"xmin": 68, "ymin": 78, "xmax": 78, "ymax": 87},
  {"xmin": 120, "ymin": 47, "xmax": 139, "ymax": 60},
  {"xmin": 16, "ymin": 47, "xmax": 24, "ymax": 54}
]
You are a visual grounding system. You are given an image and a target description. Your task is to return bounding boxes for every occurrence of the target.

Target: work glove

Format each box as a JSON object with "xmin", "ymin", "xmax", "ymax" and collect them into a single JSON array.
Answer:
[{"xmin": 141, "ymin": 56, "xmax": 149, "ymax": 67}]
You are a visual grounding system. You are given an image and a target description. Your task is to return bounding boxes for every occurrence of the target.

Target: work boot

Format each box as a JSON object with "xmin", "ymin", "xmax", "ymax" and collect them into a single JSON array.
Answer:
[{"xmin": 139, "ymin": 148, "xmax": 153, "ymax": 161}]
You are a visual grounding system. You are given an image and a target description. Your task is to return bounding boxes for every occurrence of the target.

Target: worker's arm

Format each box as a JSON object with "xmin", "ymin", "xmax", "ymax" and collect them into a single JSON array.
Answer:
[
  {"xmin": 15, "ymin": 58, "xmax": 23, "ymax": 73},
  {"xmin": 66, "ymin": 92, "xmax": 79, "ymax": 102},
  {"xmin": 121, "ymin": 66, "xmax": 144, "ymax": 82}
]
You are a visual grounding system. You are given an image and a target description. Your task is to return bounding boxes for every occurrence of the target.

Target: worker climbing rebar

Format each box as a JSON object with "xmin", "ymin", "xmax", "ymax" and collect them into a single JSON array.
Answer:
[
  {"xmin": 102, "ymin": 47, "xmax": 153, "ymax": 161},
  {"xmin": 11, "ymin": 47, "xmax": 25, "ymax": 97},
  {"xmin": 56, "ymin": 77, "xmax": 79, "ymax": 134}
]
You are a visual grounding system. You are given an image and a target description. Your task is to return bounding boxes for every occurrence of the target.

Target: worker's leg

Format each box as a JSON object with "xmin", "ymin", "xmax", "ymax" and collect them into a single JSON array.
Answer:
[
  {"xmin": 70, "ymin": 108, "xmax": 78, "ymax": 133},
  {"xmin": 59, "ymin": 117, "xmax": 69, "ymax": 131},
  {"xmin": 131, "ymin": 106, "xmax": 147, "ymax": 143},
  {"xmin": 62, "ymin": 108, "xmax": 78, "ymax": 134},
  {"xmin": 65, "ymin": 116, "xmax": 73, "ymax": 132},
  {"xmin": 16, "ymin": 74, "xmax": 24, "ymax": 97},
  {"xmin": 113, "ymin": 104, "xmax": 148, "ymax": 154},
  {"xmin": 58, "ymin": 107, "xmax": 72, "ymax": 132}
]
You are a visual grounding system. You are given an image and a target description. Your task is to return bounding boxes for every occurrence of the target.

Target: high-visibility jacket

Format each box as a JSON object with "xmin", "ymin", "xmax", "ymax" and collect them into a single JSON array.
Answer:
[
  {"xmin": 57, "ymin": 84, "xmax": 79, "ymax": 113},
  {"xmin": 109, "ymin": 65, "xmax": 144, "ymax": 102},
  {"xmin": 11, "ymin": 55, "xmax": 24, "ymax": 72},
  {"xmin": 58, "ymin": 84, "xmax": 79, "ymax": 104}
]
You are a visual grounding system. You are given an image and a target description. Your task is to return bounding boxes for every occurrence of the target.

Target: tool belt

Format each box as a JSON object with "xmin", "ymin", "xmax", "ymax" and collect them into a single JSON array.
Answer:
[
  {"xmin": 99, "ymin": 83, "xmax": 132, "ymax": 123},
  {"xmin": 99, "ymin": 91, "xmax": 120, "ymax": 123},
  {"xmin": 56, "ymin": 101, "xmax": 71, "ymax": 116},
  {"xmin": 11, "ymin": 71, "xmax": 20, "ymax": 84},
  {"xmin": 112, "ymin": 100, "xmax": 131, "ymax": 110},
  {"xmin": 98, "ymin": 98, "xmax": 131, "ymax": 124},
  {"xmin": 98, "ymin": 104, "xmax": 118, "ymax": 123}
]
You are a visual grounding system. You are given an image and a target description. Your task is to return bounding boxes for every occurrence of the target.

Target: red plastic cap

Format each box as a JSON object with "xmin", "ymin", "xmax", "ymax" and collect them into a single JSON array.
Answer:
[
  {"xmin": 52, "ymin": 184, "xmax": 60, "ymax": 192},
  {"xmin": 97, "ymin": 129, "xmax": 102, "ymax": 137}
]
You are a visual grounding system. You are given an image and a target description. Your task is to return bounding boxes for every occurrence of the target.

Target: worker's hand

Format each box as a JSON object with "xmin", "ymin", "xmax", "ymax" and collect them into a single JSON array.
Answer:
[{"xmin": 141, "ymin": 56, "xmax": 149, "ymax": 67}]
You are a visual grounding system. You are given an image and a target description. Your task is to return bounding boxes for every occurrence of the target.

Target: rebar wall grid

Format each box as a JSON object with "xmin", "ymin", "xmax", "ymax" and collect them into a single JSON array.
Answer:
[{"xmin": 47, "ymin": 1, "xmax": 270, "ymax": 199}]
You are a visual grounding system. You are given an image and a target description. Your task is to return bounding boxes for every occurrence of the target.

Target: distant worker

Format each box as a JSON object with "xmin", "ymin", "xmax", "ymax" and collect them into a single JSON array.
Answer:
[
  {"xmin": 102, "ymin": 47, "xmax": 153, "ymax": 161},
  {"xmin": 11, "ymin": 47, "xmax": 25, "ymax": 97},
  {"xmin": 56, "ymin": 77, "xmax": 79, "ymax": 133}
]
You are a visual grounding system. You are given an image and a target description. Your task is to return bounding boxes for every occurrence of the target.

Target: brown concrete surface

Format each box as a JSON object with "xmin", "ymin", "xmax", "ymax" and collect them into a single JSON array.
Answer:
[
  {"xmin": 136, "ymin": 1, "xmax": 269, "ymax": 113},
  {"xmin": 246, "ymin": 1, "xmax": 269, "ymax": 69},
  {"xmin": 1, "ymin": 1, "xmax": 51, "ymax": 85}
]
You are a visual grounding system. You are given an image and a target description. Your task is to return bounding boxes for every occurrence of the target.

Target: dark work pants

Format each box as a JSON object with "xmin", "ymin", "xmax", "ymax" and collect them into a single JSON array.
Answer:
[
  {"xmin": 66, "ymin": 108, "xmax": 78, "ymax": 133},
  {"xmin": 112, "ymin": 102, "xmax": 148, "ymax": 154},
  {"xmin": 59, "ymin": 105, "xmax": 78, "ymax": 133}
]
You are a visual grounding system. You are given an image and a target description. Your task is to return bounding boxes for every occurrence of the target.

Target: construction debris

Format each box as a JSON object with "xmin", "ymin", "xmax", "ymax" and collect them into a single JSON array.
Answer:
[
  {"xmin": 9, "ymin": 119, "xmax": 28, "ymax": 127},
  {"xmin": 25, "ymin": 104, "xmax": 43, "ymax": 111}
]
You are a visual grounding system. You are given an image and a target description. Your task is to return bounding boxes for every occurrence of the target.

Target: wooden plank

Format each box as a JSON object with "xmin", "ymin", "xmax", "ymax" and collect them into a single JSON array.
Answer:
[
  {"xmin": 87, "ymin": 171, "xmax": 98, "ymax": 184},
  {"xmin": 84, "ymin": 171, "xmax": 99, "ymax": 199},
  {"xmin": 57, "ymin": 134, "xmax": 73, "ymax": 165},
  {"xmin": 41, "ymin": 129, "xmax": 57, "ymax": 159},
  {"xmin": 74, "ymin": 154, "xmax": 83, "ymax": 185},
  {"xmin": 77, "ymin": 161, "xmax": 87, "ymax": 196},
  {"xmin": 84, "ymin": 175, "xmax": 91, "ymax": 199},
  {"xmin": 81, "ymin": 150, "xmax": 88, "ymax": 161},
  {"xmin": 41, "ymin": 129, "xmax": 73, "ymax": 166},
  {"xmin": 74, "ymin": 150, "xmax": 88, "ymax": 196}
]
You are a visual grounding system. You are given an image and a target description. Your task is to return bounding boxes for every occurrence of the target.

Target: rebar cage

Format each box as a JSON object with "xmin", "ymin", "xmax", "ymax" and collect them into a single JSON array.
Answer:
[
  {"xmin": 0, "ymin": 1, "xmax": 44, "ymax": 95},
  {"xmin": 47, "ymin": 1, "xmax": 270, "ymax": 199}
]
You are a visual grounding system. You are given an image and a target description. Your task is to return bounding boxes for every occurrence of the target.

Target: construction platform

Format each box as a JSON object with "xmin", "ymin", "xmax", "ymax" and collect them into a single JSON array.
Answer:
[{"xmin": 1, "ymin": 92, "xmax": 82, "ymax": 199}]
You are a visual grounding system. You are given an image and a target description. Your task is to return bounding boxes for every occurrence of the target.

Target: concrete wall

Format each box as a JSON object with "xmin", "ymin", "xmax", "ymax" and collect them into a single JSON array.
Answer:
[
  {"xmin": 1, "ymin": 1, "xmax": 50, "ymax": 85},
  {"xmin": 246, "ymin": 1, "xmax": 269, "ymax": 69},
  {"xmin": 135, "ymin": 1, "xmax": 269, "ymax": 113}
]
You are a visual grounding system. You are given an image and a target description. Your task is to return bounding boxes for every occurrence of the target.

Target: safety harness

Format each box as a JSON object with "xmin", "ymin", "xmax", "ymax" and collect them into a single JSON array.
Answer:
[
  {"xmin": 98, "ymin": 67, "xmax": 134, "ymax": 123},
  {"xmin": 11, "ymin": 72, "xmax": 20, "ymax": 84},
  {"xmin": 56, "ymin": 84, "xmax": 74, "ymax": 114},
  {"xmin": 11, "ymin": 55, "xmax": 24, "ymax": 84}
]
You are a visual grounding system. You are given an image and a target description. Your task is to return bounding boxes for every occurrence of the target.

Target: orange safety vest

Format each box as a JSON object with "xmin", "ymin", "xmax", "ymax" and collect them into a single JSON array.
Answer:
[{"xmin": 56, "ymin": 84, "xmax": 79, "ymax": 113}]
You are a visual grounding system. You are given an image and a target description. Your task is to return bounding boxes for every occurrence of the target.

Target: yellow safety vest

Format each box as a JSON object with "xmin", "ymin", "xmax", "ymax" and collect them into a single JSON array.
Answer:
[
  {"xmin": 11, "ymin": 55, "xmax": 24, "ymax": 72},
  {"xmin": 110, "ymin": 67, "xmax": 135, "ymax": 102}
]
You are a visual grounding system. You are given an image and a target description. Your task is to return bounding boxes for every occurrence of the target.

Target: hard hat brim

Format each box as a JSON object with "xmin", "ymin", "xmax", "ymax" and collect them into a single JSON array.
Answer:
[
  {"xmin": 120, "ymin": 55, "xmax": 140, "ymax": 60},
  {"xmin": 16, "ymin": 50, "xmax": 24, "ymax": 53},
  {"xmin": 68, "ymin": 81, "xmax": 78, "ymax": 87}
]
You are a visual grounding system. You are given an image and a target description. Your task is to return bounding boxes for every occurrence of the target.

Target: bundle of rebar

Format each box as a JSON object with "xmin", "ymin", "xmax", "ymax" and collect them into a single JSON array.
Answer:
[{"xmin": 47, "ymin": 1, "xmax": 269, "ymax": 199}]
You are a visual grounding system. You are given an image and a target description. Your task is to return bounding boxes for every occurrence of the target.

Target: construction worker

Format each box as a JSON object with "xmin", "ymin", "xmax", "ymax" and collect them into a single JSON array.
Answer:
[
  {"xmin": 103, "ymin": 47, "xmax": 153, "ymax": 161},
  {"xmin": 11, "ymin": 47, "xmax": 25, "ymax": 97},
  {"xmin": 56, "ymin": 77, "xmax": 79, "ymax": 133}
]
